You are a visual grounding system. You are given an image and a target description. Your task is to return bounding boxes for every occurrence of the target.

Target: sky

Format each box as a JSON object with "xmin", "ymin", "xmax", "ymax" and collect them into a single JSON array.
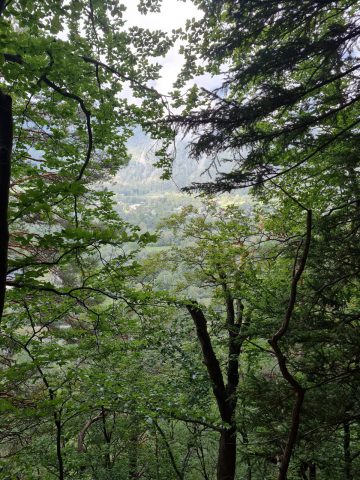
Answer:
[
  {"xmin": 123, "ymin": 0, "xmax": 219, "ymax": 95},
  {"xmin": 124, "ymin": 0, "xmax": 200, "ymax": 32}
]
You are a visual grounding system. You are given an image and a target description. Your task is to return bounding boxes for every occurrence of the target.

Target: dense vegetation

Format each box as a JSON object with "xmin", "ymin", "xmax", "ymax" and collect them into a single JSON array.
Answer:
[{"xmin": 0, "ymin": 1, "xmax": 359, "ymax": 479}]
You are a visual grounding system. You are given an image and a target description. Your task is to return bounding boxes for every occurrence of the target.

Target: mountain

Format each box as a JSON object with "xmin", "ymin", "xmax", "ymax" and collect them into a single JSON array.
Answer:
[{"xmin": 108, "ymin": 129, "xmax": 249, "ymax": 231}]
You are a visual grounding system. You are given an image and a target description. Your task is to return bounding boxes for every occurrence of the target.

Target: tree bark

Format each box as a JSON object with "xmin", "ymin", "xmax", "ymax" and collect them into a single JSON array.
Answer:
[
  {"xmin": 187, "ymin": 303, "xmax": 231, "ymax": 423},
  {"xmin": 344, "ymin": 421, "xmax": 352, "ymax": 480},
  {"xmin": 217, "ymin": 426, "xmax": 237, "ymax": 480},
  {"xmin": 0, "ymin": 90, "xmax": 13, "ymax": 322},
  {"xmin": 101, "ymin": 407, "xmax": 112, "ymax": 471},
  {"xmin": 187, "ymin": 299, "xmax": 244, "ymax": 480},
  {"xmin": 77, "ymin": 412, "xmax": 104, "ymax": 452},
  {"xmin": 129, "ymin": 428, "xmax": 139, "ymax": 479},
  {"xmin": 55, "ymin": 414, "xmax": 65, "ymax": 480},
  {"xmin": 309, "ymin": 463, "xmax": 316, "ymax": 480}
]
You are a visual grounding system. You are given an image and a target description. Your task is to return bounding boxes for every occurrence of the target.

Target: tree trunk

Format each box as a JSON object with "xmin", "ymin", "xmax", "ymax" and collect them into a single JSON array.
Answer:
[
  {"xmin": 344, "ymin": 421, "xmax": 352, "ymax": 480},
  {"xmin": 309, "ymin": 463, "xmax": 316, "ymax": 480},
  {"xmin": 242, "ymin": 429, "xmax": 252, "ymax": 480},
  {"xmin": 101, "ymin": 407, "xmax": 112, "ymax": 471},
  {"xmin": 55, "ymin": 415, "xmax": 65, "ymax": 480},
  {"xmin": 217, "ymin": 426, "xmax": 237, "ymax": 480},
  {"xmin": 0, "ymin": 90, "xmax": 13, "ymax": 322},
  {"xmin": 129, "ymin": 431, "xmax": 139, "ymax": 479},
  {"xmin": 269, "ymin": 210, "xmax": 312, "ymax": 480},
  {"xmin": 187, "ymin": 300, "xmax": 243, "ymax": 480}
]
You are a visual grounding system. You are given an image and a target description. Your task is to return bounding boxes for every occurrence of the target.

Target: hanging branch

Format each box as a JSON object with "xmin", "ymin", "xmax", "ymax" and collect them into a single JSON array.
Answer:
[
  {"xmin": 4, "ymin": 52, "xmax": 93, "ymax": 182},
  {"xmin": 154, "ymin": 421, "xmax": 183, "ymax": 480},
  {"xmin": 81, "ymin": 55, "xmax": 170, "ymax": 109},
  {"xmin": 40, "ymin": 76, "xmax": 93, "ymax": 181}
]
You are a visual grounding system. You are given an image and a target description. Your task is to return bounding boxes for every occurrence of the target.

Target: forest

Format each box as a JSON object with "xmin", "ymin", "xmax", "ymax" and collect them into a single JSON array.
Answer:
[{"xmin": 0, "ymin": 1, "xmax": 359, "ymax": 479}]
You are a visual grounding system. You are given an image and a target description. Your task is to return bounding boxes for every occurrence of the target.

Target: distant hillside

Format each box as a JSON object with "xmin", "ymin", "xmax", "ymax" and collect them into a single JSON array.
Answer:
[
  {"xmin": 112, "ymin": 129, "xmax": 211, "ymax": 196},
  {"xmin": 109, "ymin": 129, "xmax": 249, "ymax": 231}
]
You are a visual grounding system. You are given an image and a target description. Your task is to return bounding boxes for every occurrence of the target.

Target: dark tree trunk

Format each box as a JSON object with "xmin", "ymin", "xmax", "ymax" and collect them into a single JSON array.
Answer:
[
  {"xmin": 187, "ymin": 303, "xmax": 231, "ymax": 422},
  {"xmin": 101, "ymin": 407, "xmax": 112, "ymax": 471},
  {"xmin": 55, "ymin": 415, "xmax": 65, "ymax": 480},
  {"xmin": 217, "ymin": 426, "xmax": 237, "ymax": 480},
  {"xmin": 129, "ymin": 431, "xmax": 139, "ymax": 479},
  {"xmin": 0, "ymin": 91, "xmax": 13, "ymax": 322},
  {"xmin": 277, "ymin": 389, "xmax": 305, "ymax": 480},
  {"xmin": 344, "ymin": 421, "xmax": 352, "ymax": 480},
  {"xmin": 187, "ymin": 296, "xmax": 244, "ymax": 480},
  {"xmin": 269, "ymin": 210, "xmax": 312, "ymax": 480},
  {"xmin": 309, "ymin": 463, "xmax": 316, "ymax": 480}
]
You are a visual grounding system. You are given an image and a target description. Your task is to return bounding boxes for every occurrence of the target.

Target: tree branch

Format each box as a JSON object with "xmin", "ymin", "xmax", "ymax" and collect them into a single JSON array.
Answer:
[
  {"xmin": 269, "ymin": 209, "xmax": 312, "ymax": 480},
  {"xmin": 78, "ymin": 411, "xmax": 105, "ymax": 453},
  {"xmin": 186, "ymin": 301, "xmax": 231, "ymax": 423},
  {"xmin": 154, "ymin": 421, "xmax": 183, "ymax": 480},
  {"xmin": 40, "ymin": 76, "xmax": 93, "ymax": 181}
]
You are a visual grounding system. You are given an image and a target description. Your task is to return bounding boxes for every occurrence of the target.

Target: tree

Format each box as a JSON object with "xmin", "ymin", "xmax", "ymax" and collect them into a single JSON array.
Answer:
[
  {"xmin": 0, "ymin": 0, "xmax": 172, "ymax": 322},
  {"xmin": 150, "ymin": 202, "xmax": 257, "ymax": 479},
  {"xmin": 0, "ymin": 1, "xmax": 172, "ymax": 477},
  {"xmin": 2, "ymin": 1, "xmax": 360, "ymax": 478},
  {"xmin": 159, "ymin": 1, "xmax": 360, "ymax": 478},
  {"xmin": 142, "ymin": 190, "xmax": 360, "ymax": 480},
  {"xmin": 169, "ymin": 0, "xmax": 360, "ymax": 192}
]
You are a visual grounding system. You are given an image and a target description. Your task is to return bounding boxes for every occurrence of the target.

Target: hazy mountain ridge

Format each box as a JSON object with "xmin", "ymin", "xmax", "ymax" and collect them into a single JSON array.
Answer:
[
  {"xmin": 112, "ymin": 130, "xmax": 211, "ymax": 195},
  {"xmin": 108, "ymin": 130, "xmax": 248, "ymax": 232}
]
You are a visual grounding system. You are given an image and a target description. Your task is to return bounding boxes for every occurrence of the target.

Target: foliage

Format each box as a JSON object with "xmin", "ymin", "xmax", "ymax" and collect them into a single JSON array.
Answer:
[{"xmin": 0, "ymin": 1, "xmax": 360, "ymax": 480}]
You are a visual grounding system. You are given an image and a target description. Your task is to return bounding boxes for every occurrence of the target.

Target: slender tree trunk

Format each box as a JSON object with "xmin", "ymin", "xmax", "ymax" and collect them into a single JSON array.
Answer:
[
  {"xmin": 241, "ymin": 429, "xmax": 252, "ymax": 480},
  {"xmin": 276, "ymin": 389, "xmax": 305, "ymax": 480},
  {"xmin": 154, "ymin": 421, "xmax": 183, "ymax": 480},
  {"xmin": 217, "ymin": 425, "xmax": 237, "ymax": 480},
  {"xmin": 129, "ymin": 429, "xmax": 139, "ymax": 479},
  {"xmin": 309, "ymin": 463, "xmax": 316, "ymax": 480},
  {"xmin": 101, "ymin": 407, "xmax": 112, "ymax": 471},
  {"xmin": 194, "ymin": 429, "xmax": 210, "ymax": 480},
  {"xmin": 55, "ymin": 414, "xmax": 65, "ymax": 480},
  {"xmin": 269, "ymin": 209, "xmax": 312, "ymax": 480},
  {"xmin": 0, "ymin": 91, "xmax": 13, "ymax": 322},
  {"xmin": 344, "ymin": 421, "xmax": 352, "ymax": 480}
]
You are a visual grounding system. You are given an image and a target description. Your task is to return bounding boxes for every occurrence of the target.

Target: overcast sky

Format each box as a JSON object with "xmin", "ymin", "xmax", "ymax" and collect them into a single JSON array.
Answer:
[
  {"xmin": 124, "ymin": 0, "xmax": 200, "ymax": 32},
  {"xmin": 123, "ymin": 0, "xmax": 219, "ymax": 95}
]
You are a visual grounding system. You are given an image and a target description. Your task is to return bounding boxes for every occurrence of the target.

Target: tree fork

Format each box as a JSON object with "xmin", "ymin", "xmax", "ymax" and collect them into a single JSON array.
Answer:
[
  {"xmin": 187, "ymin": 300, "xmax": 243, "ymax": 480},
  {"xmin": 0, "ymin": 90, "xmax": 13, "ymax": 322}
]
